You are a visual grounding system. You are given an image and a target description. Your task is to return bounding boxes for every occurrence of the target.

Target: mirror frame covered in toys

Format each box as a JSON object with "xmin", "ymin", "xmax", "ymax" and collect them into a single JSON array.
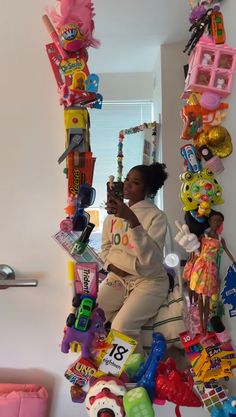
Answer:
[{"xmin": 42, "ymin": 1, "xmax": 236, "ymax": 416}]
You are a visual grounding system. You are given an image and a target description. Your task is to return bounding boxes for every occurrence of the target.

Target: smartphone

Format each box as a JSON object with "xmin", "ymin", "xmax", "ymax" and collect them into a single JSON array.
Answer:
[{"xmin": 106, "ymin": 181, "xmax": 124, "ymax": 214}]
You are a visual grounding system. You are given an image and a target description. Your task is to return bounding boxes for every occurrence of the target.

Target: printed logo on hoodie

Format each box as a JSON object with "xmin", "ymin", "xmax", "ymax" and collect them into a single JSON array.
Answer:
[{"xmin": 110, "ymin": 218, "xmax": 134, "ymax": 249}]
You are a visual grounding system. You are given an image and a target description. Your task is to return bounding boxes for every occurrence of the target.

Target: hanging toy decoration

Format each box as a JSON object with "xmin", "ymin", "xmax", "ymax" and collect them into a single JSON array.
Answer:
[
  {"xmin": 180, "ymin": 168, "xmax": 224, "ymax": 214},
  {"xmin": 221, "ymin": 264, "xmax": 236, "ymax": 317},
  {"xmin": 195, "ymin": 125, "xmax": 233, "ymax": 158},
  {"xmin": 178, "ymin": 0, "xmax": 236, "ymax": 412},
  {"xmin": 117, "ymin": 122, "xmax": 158, "ymax": 181}
]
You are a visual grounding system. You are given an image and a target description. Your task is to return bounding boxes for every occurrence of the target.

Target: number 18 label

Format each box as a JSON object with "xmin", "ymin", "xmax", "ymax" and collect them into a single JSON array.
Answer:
[{"xmin": 98, "ymin": 330, "xmax": 137, "ymax": 376}]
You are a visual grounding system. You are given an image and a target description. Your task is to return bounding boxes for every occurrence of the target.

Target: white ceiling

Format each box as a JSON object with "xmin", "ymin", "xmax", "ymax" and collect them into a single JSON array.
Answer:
[{"xmin": 89, "ymin": 0, "xmax": 190, "ymax": 73}]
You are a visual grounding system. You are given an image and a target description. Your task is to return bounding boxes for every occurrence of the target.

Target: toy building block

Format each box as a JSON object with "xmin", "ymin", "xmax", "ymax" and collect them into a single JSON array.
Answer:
[
  {"xmin": 182, "ymin": 35, "xmax": 236, "ymax": 98},
  {"xmin": 123, "ymin": 387, "xmax": 154, "ymax": 417}
]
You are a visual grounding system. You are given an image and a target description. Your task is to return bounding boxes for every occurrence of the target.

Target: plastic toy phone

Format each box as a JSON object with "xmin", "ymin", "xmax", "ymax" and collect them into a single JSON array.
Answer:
[{"xmin": 106, "ymin": 181, "xmax": 124, "ymax": 214}]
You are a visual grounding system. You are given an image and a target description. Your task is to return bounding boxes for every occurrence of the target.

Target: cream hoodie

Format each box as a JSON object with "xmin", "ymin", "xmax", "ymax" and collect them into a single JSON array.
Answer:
[{"xmin": 100, "ymin": 199, "xmax": 168, "ymax": 280}]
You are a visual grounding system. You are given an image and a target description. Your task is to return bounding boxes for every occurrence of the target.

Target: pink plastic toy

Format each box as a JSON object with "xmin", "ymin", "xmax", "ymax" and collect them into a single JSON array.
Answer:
[{"xmin": 182, "ymin": 35, "xmax": 236, "ymax": 98}]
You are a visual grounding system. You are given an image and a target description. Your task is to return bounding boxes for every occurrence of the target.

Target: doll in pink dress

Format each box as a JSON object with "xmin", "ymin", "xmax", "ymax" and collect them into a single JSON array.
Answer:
[
  {"xmin": 183, "ymin": 252, "xmax": 199, "ymax": 305},
  {"xmin": 190, "ymin": 211, "xmax": 235, "ymax": 334}
]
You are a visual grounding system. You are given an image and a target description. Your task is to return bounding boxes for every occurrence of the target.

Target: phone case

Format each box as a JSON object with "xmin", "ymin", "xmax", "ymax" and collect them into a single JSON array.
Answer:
[{"xmin": 106, "ymin": 181, "xmax": 124, "ymax": 214}]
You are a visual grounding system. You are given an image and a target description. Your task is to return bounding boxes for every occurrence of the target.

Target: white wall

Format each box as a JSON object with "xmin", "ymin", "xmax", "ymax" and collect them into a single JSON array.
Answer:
[
  {"xmin": 99, "ymin": 72, "xmax": 153, "ymax": 101},
  {"xmin": 153, "ymin": 42, "xmax": 187, "ymax": 260}
]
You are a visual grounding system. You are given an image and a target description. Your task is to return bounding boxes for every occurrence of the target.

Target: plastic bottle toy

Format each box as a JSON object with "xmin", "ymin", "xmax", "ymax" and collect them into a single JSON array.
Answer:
[
  {"xmin": 181, "ymin": 144, "xmax": 202, "ymax": 172},
  {"xmin": 71, "ymin": 222, "xmax": 95, "ymax": 254}
]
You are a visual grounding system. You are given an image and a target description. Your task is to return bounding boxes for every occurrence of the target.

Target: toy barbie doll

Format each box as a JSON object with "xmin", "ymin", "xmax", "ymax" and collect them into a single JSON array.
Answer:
[
  {"xmin": 183, "ymin": 252, "xmax": 199, "ymax": 305},
  {"xmin": 189, "ymin": 211, "xmax": 235, "ymax": 334},
  {"xmin": 180, "ymin": 212, "xmax": 209, "ymax": 305}
]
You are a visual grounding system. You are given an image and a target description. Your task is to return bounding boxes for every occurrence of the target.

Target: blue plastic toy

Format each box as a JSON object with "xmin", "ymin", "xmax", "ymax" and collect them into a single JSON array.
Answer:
[
  {"xmin": 134, "ymin": 333, "xmax": 166, "ymax": 401},
  {"xmin": 221, "ymin": 265, "xmax": 236, "ymax": 318},
  {"xmin": 85, "ymin": 74, "xmax": 99, "ymax": 92},
  {"xmin": 211, "ymin": 396, "xmax": 236, "ymax": 417},
  {"xmin": 181, "ymin": 144, "xmax": 202, "ymax": 173}
]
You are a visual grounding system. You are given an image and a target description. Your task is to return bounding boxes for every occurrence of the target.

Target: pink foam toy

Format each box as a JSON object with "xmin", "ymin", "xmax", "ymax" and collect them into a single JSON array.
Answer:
[{"xmin": 0, "ymin": 384, "xmax": 48, "ymax": 417}]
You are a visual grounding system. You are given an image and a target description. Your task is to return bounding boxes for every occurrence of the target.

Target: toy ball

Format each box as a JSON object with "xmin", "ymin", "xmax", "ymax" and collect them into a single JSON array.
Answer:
[
  {"xmin": 59, "ymin": 23, "xmax": 85, "ymax": 52},
  {"xmin": 200, "ymin": 92, "xmax": 221, "ymax": 110}
]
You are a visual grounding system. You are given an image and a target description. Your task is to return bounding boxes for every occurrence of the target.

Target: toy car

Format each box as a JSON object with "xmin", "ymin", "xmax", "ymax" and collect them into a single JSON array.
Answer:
[{"xmin": 74, "ymin": 295, "xmax": 95, "ymax": 331}]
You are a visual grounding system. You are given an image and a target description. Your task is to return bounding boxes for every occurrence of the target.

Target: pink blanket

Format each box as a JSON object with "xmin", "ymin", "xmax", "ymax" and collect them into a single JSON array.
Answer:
[{"xmin": 0, "ymin": 384, "xmax": 48, "ymax": 417}]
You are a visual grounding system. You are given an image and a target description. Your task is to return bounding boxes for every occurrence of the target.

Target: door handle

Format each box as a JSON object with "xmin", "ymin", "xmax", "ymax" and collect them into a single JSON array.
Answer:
[{"xmin": 0, "ymin": 265, "xmax": 38, "ymax": 288}]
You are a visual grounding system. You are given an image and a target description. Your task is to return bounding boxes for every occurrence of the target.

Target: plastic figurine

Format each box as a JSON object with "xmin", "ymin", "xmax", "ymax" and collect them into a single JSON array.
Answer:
[
  {"xmin": 134, "ymin": 333, "xmax": 166, "ymax": 401},
  {"xmin": 61, "ymin": 307, "xmax": 106, "ymax": 358},
  {"xmin": 189, "ymin": 211, "xmax": 236, "ymax": 334},
  {"xmin": 202, "ymin": 52, "xmax": 213, "ymax": 65},
  {"xmin": 216, "ymin": 77, "xmax": 226, "ymax": 89}
]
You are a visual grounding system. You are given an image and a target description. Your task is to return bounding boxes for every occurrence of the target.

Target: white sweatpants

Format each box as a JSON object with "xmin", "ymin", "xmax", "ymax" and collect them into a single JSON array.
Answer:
[{"xmin": 97, "ymin": 273, "xmax": 169, "ymax": 350}]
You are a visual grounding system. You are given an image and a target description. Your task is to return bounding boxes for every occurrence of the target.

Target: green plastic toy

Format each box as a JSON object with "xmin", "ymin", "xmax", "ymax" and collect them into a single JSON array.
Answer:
[{"xmin": 123, "ymin": 387, "xmax": 154, "ymax": 417}]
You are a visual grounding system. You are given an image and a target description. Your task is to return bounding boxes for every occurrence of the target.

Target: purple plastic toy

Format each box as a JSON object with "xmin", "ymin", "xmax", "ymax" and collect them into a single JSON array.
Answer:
[{"xmin": 61, "ymin": 307, "xmax": 106, "ymax": 358}]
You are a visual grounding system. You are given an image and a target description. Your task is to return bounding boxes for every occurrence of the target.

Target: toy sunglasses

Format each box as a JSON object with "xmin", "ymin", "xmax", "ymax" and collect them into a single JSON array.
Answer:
[{"xmin": 73, "ymin": 184, "xmax": 96, "ymax": 231}]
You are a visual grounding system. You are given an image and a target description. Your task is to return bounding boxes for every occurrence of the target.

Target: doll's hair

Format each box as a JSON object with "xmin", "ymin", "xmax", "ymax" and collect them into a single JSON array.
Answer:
[
  {"xmin": 208, "ymin": 210, "xmax": 224, "ymax": 221},
  {"xmin": 185, "ymin": 209, "xmax": 224, "ymax": 237},
  {"xmin": 131, "ymin": 162, "xmax": 168, "ymax": 197},
  {"xmin": 184, "ymin": 211, "xmax": 209, "ymax": 237}
]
